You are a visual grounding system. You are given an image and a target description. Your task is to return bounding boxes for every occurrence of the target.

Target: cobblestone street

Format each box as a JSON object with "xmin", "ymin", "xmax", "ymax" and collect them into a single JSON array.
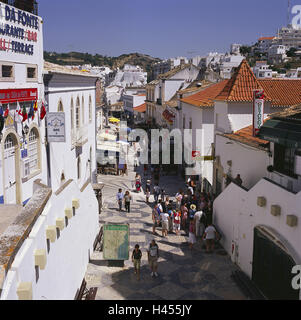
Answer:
[{"xmin": 84, "ymin": 161, "xmax": 246, "ymax": 300}]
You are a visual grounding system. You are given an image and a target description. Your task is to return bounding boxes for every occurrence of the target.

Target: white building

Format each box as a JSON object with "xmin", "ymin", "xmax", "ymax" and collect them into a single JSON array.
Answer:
[
  {"xmin": 123, "ymin": 92, "xmax": 146, "ymax": 116},
  {"xmin": 213, "ymin": 108, "xmax": 301, "ymax": 300},
  {"xmin": 0, "ymin": 1, "xmax": 44, "ymax": 205},
  {"xmin": 219, "ymin": 54, "xmax": 244, "ymax": 79},
  {"xmin": 253, "ymin": 61, "xmax": 273, "ymax": 79},
  {"xmin": 286, "ymin": 67, "xmax": 301, "ymax": 78},
  {"xmin": 278, "ymin": 25, "xmax": 301, "ymax": 49},
  {"xmin": 152, "ymin": 57, "xmax": 189, "ymax": 80},
  {"xmin": 257, "ymin": 36, "xmax": 277, "ymax": 53},
  {"xmin": 268, "ymin": 44, "xmax": 288, "ymax": 64},
  {"xmin": 230, "ymin": 43, "xmax": 242, "ymax": 55},
  {"xmin": 110, "ymin": 64, "xmax": 147, "ymax": 88},
  {"xmin": 146, "ymin": 63, "xmax": 200, "ymax": 128},
  {"xmin": 177, "ymin": 80, "xmax": 228, "ymax": 191}
]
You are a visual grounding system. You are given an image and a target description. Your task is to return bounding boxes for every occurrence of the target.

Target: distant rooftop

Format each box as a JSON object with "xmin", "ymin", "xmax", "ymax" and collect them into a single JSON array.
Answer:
[{"xmin": 44, "ymin": 61, "xmax": 98, "ymax": 78}]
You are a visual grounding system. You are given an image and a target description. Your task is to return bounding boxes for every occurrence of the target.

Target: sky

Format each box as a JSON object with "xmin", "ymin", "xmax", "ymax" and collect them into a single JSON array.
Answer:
[{"xmin": 39, "ymin": 0, "xmax": 297, "ymax": 59}]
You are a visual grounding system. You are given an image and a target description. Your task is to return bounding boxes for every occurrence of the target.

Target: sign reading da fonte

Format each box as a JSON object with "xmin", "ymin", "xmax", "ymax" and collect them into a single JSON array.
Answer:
[
  {"xmin": 0, "ymin": 3, "xmax": 39, "ymax": 56},
  {"xmin": 47, "ymin": 112, "xmax": 66, "ymax": 143}
]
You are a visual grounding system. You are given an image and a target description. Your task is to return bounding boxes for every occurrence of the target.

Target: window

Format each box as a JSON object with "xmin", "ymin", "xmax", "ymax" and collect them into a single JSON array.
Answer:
[
  {"xmin": 1, "ymin": 64, "xmax": 14, "ymax": 80},
  {"xmin": 76, "ymin": 97, "xmax": 80, "ymax": 129},
  {"xmin": 89, "ymin": 96, "xmax": 92, "ymax": 123},
  {"xmin": 82, "ymin": 96, "xmax": 85, "ymax": 125},
  {"xmin": 77, "ymin": 156, "xmax": 81, "ymax": 180},
  {"xmin": 71, "ymin": 98, "xmax": 74, "ymax": 130},
  {"xmin": 58, "ymin": 100, "xmax": 64, "ymax": 112},
  {"xmin": 27, "ymin": 65, "xmax": 37, "ymax": 80},
  {"xmin": 274, "ymin": 144, "xmax": 296, "ymax": 177}
]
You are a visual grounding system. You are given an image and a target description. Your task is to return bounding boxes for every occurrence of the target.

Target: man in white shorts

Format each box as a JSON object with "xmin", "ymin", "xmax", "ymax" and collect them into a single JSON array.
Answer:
[{"xmin": 203, "ymin": 222, "xmax": 218, "ymax": 253}]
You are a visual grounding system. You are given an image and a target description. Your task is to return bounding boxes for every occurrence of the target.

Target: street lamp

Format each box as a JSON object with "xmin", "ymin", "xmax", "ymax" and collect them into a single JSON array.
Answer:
[{"xmin": 24, "ymin": 124, "xmax": 29, "ymax": 135}]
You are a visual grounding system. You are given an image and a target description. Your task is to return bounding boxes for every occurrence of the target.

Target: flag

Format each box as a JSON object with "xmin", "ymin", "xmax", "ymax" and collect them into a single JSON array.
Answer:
[
  {"xmin": 28, "ymin": 102, "xmax": 35, "ymax": 120},
  {"xmin": 33, "ymin": 100, "xmax": 38, "ymax": 112},
  {"xmin": 40, "ymin": 101, "xmax": 46, "ymax": 120},
  {"xmin": 15, "ymin": 101, "xmax": 22, "ymax": 123},
  {"xmin": 4, "ymin": 104, "xmax": 10, "ymax": 118},
  {"xmin": 21, "ymin": 105, "xmax": 28, "ymax": 123},
  {"xmin": 0, "ymin": 105, "xmax": 4, "ymax": 134}
]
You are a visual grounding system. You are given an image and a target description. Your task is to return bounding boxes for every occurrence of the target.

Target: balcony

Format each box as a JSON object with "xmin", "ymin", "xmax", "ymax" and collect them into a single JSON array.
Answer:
[
  {"xmin": 72, "ymin": 126, "xmax": 88, "ymax": 147},
  {"xmin": 3, "ymin": 0, "xmax": 38, "ymax": 15}
]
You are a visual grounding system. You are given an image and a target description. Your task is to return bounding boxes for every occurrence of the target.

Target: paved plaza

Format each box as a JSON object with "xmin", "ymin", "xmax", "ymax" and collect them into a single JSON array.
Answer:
[{"xmin": 84, "ymin": 159, "xmax": 246, "ymax": 300}]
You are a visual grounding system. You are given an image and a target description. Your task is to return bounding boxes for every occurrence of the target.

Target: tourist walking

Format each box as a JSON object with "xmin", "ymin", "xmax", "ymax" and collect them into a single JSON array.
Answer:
[
  {"xmin": 203, "ymin": 222, "xmax": 218, "ymax": 253},
  {"xmin": 132, "ymin": 244, "xmax": 142, "ymax": 280},
  {"xmin": 147, "ymin": 240, "xmax": 159, "ymax": 277},
  {"xmin": 153, "ymin": 184, "xmax": 160, "ymax": 203},
  {"xmin": 145, "ymin": 179, "xmax": 151, "ymax": 203},
  {"xmin": 161, "ymin": 210, "xmax": 170, "ymax": 237},
  {"xmin": 173, "ymin": 210, "xmax": 181, "ymax": 236},
  {"xmin": 188, "ymin": 217, "xmax": 196, "ymax": 250},
  {"xmin": 194, "ymin": 210, "xmax": 203, "ymax": 238},
  {"xmin": 124, "ymin": 191, "xmax": 132, "ymax": 213},
  {"xmin": 152, "ymin": 204, "xmax": 160, "ymax": 235},
  {"xmin": 116, "ymin": 188, "xmax": 124, "ymax": 211}
]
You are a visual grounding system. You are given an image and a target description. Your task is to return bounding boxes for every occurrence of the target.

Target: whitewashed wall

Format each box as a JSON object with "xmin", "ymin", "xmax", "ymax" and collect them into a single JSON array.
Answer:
[
  {"xmin": 214, "ymin": 178, "xmax": 301, "ymax": 300},
  {"xmin": 0, "ymin": 181, "xmax": 99, "ymax": 300},
  {"xmin": 45, "ymin": 74, "xmax": 97, "ymax": 191},
  {"xmin": 215, "ymin": 134, "xmax": 270, "ymax": 190}
]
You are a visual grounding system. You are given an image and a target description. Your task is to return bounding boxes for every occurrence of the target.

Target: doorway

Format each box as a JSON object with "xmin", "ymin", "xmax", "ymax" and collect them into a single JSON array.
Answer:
[
  {"xmin": 252, "ymin": 226, "xmax": 299, "ymax": 300},
  {"xmin": 3, "ymin": 133, "xmax": 20, "ymax": 204}
]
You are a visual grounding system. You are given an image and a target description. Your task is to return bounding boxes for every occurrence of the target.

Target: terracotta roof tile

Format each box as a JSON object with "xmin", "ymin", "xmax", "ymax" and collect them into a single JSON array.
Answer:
[
  {"xmin": 258, "ymin": 79, "xmax": 301, "ymax": 107},
  {"xmin": 215, "ymin": 60, "xmax": 271, "ymax": 102},
  {"xmin": 180, "ymin": 80, "xmax": 229, "ymax": 107},
  {"xmin": 258, "ymin": 36, "xmax": 276, "ymax": 41},
  {"xmin": 134, "ymin": 103, "xmax": 146, "ymax": 112},
  {"xmin": 223, "ymin": 124, "xmax": 269, "ymax": 149}
]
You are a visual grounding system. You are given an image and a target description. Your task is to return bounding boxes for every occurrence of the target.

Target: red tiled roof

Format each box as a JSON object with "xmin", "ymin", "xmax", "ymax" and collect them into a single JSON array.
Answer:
[
  {"xmin": 215, "ymin": 60, "xmax": 271, "ymax": 102},
  {"xmin": 258, "ymin": 37, "xmax": 275, "ymax": 41},
  {"xmin": 134, "ymin": 103, "xmax": 146, "ymax": 113},
  {"xmin": 180, "ymin": 80, "xmax": 229, "ymax": 107},
  {"xmin": 223, "ymin": 124, "xmax": 269, "ymax": 149},
  {"xmin": 258, "ymin": 79, "xmax": 301, "ymax": 107}
]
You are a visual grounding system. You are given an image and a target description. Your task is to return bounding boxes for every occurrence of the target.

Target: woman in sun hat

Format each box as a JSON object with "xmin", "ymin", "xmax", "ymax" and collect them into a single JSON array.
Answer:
[{"xmin": 189, "ymin": 204, "xmax": 197, "ymax": 219}]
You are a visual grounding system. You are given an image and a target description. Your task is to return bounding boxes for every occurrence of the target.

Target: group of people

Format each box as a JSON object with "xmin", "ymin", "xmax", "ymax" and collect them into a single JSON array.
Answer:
[
  {"xmin": 116, "ymin": 188, "xmax": 133, "ymax": 213},
  {"xmin": 149, "ymin": 176, "xmax": 220, "ymax": 252}
]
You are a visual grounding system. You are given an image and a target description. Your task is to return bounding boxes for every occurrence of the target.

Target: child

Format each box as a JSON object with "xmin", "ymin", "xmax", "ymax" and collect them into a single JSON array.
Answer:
[{"xmin": 132, "ymin": 244, "xmax": 142, "ymax": 280}]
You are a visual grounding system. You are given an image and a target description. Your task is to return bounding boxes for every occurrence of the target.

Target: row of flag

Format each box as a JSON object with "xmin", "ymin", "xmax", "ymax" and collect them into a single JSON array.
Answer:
[{"xmin": 0, "ymin": 100, "xmax": 47, "ymax": 124}]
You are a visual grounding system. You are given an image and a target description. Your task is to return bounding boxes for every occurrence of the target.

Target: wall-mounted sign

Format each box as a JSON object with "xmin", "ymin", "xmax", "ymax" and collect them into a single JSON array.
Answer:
[
  {"xmin": 0, "ymin": 88, "xmax": 37, "ymax": 104},
  {"xmin": 0, "ymin": 3, "xmax": 40, "ymax": 56},
  {"xmin": 253, "ymin": 90, "xmax": 265, "ymax": 137},
  {"xmin": 47, "ymin": 112, "xmax": 66, "ymax": 143}
]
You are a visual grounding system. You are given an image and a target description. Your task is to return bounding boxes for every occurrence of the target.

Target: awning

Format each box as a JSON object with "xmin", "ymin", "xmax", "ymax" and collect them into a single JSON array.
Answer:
[
  {"xmin": 258, "ymin": 118, "xmax": 301, "ymax": 148},
  {"xmin": 162, "ymin": 109, "xmax": 175, "ymax": 124}
]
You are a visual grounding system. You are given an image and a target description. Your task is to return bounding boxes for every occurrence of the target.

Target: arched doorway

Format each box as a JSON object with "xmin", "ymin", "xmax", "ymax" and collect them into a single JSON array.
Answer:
[
  {"xmin": 252, "ymin": 226, "xmax": 300, "ymax": 300},
  {"xmin": 3, "ymin": 132, "xmax": 21, "ymax": 204}
]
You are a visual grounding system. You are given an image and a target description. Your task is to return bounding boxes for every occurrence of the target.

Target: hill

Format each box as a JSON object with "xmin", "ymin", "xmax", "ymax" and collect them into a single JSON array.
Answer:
[{"xmin": 44, "ymin": 51, "xmax": 162, "ymax": 75}]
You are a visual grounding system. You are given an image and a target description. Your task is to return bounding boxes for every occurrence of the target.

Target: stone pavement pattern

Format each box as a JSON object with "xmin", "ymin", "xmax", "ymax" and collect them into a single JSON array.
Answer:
[{"xmin": 85, "ymin": 156, "xmax": 246, "ymax": 300}]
